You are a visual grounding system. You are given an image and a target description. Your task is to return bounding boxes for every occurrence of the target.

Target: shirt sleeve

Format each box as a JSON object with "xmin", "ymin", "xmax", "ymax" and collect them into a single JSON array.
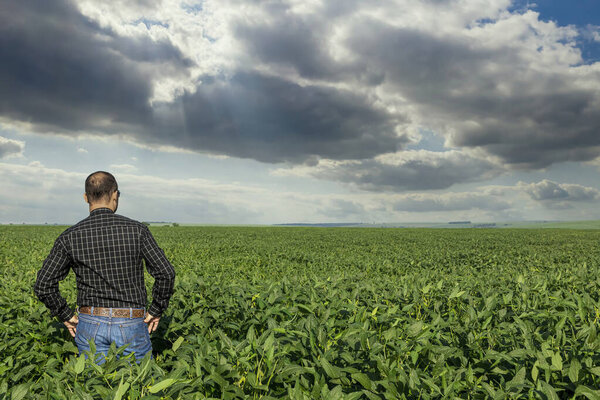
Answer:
[
  {"xmin": 141, "ymin": 226, "xmax": 175, "ymax": 317},
  {"xmin": 34, "ymin": 236, "xmax": 75, "ymax": 321}
]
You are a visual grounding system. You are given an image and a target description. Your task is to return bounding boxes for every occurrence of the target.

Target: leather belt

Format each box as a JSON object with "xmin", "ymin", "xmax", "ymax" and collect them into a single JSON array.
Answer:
[{"xmin": 78, "ymin": 306, "xmax": 146, "ymax": 318}]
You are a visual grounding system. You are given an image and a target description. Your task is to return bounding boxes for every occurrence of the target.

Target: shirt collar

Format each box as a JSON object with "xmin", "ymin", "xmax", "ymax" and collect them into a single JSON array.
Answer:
[{"xmin": 90, "ymin": 207, "xmax": 115, "ymax": 216}]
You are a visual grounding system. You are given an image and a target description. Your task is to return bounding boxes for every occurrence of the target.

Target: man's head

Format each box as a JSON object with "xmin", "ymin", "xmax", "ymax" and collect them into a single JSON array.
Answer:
[{"xmin": 84, "ymin": 171, "xmax": 119, "ymax": 211}]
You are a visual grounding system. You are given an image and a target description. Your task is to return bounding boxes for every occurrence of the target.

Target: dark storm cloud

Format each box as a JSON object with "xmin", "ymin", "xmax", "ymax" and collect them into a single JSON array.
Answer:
[
  {"xmin": 0, "ymin": 0, "xmax": 407, "ymax": 165},
  {"xmin": 289, "ymin": 150, "xmax": 500, "ymax": 191},
  {"xmin": 5, "ymin": 0, "xmax": 599, "ymax": 178},
  {"xmin": 233, "ymin": 2, "xmax": 383, "ymax": 85},
  {"xmin": 234, "ymin": 12, "xmax": 338, "ymax": 80},
  {"xmin": 149, "ymin": 72, "xmax": 408, "ymax": 163},
  {"xmin": 233, "ymin": 5, "xmax": 600, "ymax": 170},
  {"xmin": 347, "ymin": 19, "xmax": 600, "ymax": 168},
  {"xmin": 0, "ymin": 0, "xmax": 190, "ymax": 132},
  {"xmin": 393, "ymin": 192, "xmax": 510, "ymax": 212}
]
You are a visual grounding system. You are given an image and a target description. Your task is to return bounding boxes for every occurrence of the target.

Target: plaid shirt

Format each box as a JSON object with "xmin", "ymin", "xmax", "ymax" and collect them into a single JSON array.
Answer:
[{"xmin": 34, "ymin": 208, "xmax": 175, "ymax": 321}]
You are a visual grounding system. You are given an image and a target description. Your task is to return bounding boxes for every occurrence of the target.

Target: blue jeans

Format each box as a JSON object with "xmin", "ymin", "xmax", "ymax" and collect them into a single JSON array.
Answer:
[{"xmin": 74, "ymin": 307, "xmax": 152, "ymax": 364}]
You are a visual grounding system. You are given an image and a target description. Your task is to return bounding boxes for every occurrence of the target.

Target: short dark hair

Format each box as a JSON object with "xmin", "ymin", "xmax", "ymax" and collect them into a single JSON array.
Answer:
[{"xmin": 85, "ymin": 171, "xmax": 118, "ymax": 203}]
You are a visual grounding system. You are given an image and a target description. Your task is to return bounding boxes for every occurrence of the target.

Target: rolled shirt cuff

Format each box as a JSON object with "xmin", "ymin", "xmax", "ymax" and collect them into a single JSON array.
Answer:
[
  {"xmin": 57, "ymin": 306, "xmax": 74, "ymax": 322},
  {"xmin": 147, "ymin": 303, "xmax": 163, "ymax": 318}
]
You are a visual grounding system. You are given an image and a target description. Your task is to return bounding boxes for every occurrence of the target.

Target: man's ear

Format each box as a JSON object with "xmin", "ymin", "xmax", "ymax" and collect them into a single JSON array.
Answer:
[{"xmin": 83, "ymin": 193, "xmax": 89, "ymax": 204}]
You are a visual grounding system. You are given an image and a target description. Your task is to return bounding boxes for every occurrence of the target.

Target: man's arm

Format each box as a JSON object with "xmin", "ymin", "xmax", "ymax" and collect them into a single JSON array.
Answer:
[
  {"xmin": 141, "ymin": 226, "xmax": 175, "ymax": 319},
  {"xmin": 34, "ymin": 237, "xmax": 75, "ymax": 322}
]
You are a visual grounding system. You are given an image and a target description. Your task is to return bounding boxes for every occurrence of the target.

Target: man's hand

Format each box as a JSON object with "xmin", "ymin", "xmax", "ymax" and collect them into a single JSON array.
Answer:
[
  {"xmin": 63, "ymin": 315, "xmax": 78, "ymax": 338},
  {"xmin": 144, "ymin": 313, "xmax": 160, "ymax": 333}
]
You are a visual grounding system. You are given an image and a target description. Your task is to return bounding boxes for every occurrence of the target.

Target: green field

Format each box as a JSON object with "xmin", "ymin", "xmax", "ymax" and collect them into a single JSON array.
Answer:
[
  {"xmin": 506, "ymin": 220, "xmax": 600, "ymax": 230},
  {"xmin": 2, "ymin": 226, "xmax": 600, "ymax": 399}
]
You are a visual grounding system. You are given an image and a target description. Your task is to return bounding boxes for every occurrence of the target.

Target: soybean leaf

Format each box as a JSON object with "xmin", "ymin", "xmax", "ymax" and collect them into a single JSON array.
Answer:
[
  {"xmin": 351, "ymin": 373, "xmax": 372, "ymax": 391},
  {"xmin": 74, "ymin": 355, "xmax": 85, "ymax": 374},
  {"xmin": 11, "ymin": 384, "xmax": 28, "ymax": 400},
  {"xmin": 172, "ymin": 336, "xmax": 184, "ymax": 352},
  {"xmin": 113, "ymin": 377, "xmax": 130, "ymax": 400},
  {"xmin": 148, "ymin": 378, "xmax": 178, "ymax": 394}
]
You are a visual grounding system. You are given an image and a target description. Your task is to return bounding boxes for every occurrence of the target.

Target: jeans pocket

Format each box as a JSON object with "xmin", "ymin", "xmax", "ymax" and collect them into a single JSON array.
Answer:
[
  {"xmin": 119, "ymin": 320, "xmax": 150, "ymax": 349},
  {"xmin": 75, "ymin": 319, "xmax": 100, "ymax": 347}
]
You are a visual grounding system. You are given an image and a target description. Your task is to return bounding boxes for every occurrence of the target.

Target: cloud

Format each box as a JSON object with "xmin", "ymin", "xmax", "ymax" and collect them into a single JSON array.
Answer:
[
  {"xmin": 583, "ymin": 25, "xmax": 600, "ymax": 42},
  {"xmin": 1, "ymin": 0, "xmax": 600, "ymax": 177},
  {"xmin": 155, "ymin": 2, "xmax": 600, "ymax": 169},
  {"xmin": 144, "ymin": 71, "xmax": 407, "ymax": 163},
  {"xmin": 230, "ymin": 0, "xmax": 511, "ymax": 83},
  {"xmin": 273, "ymin": 150, "xmax": 501, "ymax": 191},
  {"xmin": 0, "ymin": 0, "xmax": 410, "ymax": 165},
  {"xmin": 0, "ymin": 136, "xmax": 24, "ymax": 158},
  {"xmin": 0, "ymin": 160, "xmax": 516, "ymax": 224},
  {"xmin": 392, "ymin": 191, "xmax": 511, "ymax": 212},
  {"xmin": 28, "ymin": 161, "xmax": 45, "ymax": 168},
  {"xmin": 227, "ymin": 2, "xmax": 600, "ymax": 169},
  {"xmin": 519, "ymin": 179, "xmax": 600, "ymax": 202},
  {"xmin": 0, "ymin": 161, "xmax": 367, "ymax": 224},
  {"xmin": 0, "ymin": 0, "xmax": 190, "ymax": 133},
  {"xmin": 4, "ymin": 160, "xmax": 599, "ymax": 223},
  {"xmin": 346, "ymin": 11, "xmax": 600, "ymax": 169},
  {"xmin": 109, "ymin": 163, "xmax": 138, "ymax": 173},
  {"xmin": 0, "ymin": 161, "xmax": 86, "ymax": 223},
  {"xmin": 147, "ymin": 71, "xmax": 409, "ymax": 163},
  {"xmin": 317, "ymin": 199, "xmax": 366, "ymax": 219},
  {"xmin": 77, "ymin": 147, "xmax": 88, "ymax": 154},
  {"xmin": 232, "ymin": 4, "xmax": 367, "ymax": 83},
  {"xmin": 0, "ymin": 161, "xmax": 266, "ymax": 223}
]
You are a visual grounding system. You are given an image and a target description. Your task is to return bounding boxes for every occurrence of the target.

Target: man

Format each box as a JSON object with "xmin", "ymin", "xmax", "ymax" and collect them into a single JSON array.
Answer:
[{"xmin": 34, "ymin": 171, "xmax": 175, "ymax": 363}]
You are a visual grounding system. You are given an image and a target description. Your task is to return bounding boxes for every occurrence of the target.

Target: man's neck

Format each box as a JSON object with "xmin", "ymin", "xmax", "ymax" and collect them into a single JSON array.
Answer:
[{"xmin": 89, "ymin": 204, "xmax": 115, "ymax": 213}]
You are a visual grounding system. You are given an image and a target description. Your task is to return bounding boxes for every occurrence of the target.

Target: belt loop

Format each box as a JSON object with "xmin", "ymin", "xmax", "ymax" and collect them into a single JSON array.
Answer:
[
  {"xmin": 91, "ymin": 306, "xmax": 94, "ymax": 316},
  {"xmin": 129, "ymin": 308, "xmax": 133, "ymax": 319}
]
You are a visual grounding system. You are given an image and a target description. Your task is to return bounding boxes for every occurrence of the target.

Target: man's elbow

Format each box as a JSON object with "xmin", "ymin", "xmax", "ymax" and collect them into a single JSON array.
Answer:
[
  {"xmin": 154, "ymin": 265, "xmax": 175, "ymax": 283},
  {"xmin": 166, "ymin": 267, "xmax": 175, "ymax": 282},
  {"xmin": 33, "ymin": 274, "xmax": 54, "ymax": 300}
]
